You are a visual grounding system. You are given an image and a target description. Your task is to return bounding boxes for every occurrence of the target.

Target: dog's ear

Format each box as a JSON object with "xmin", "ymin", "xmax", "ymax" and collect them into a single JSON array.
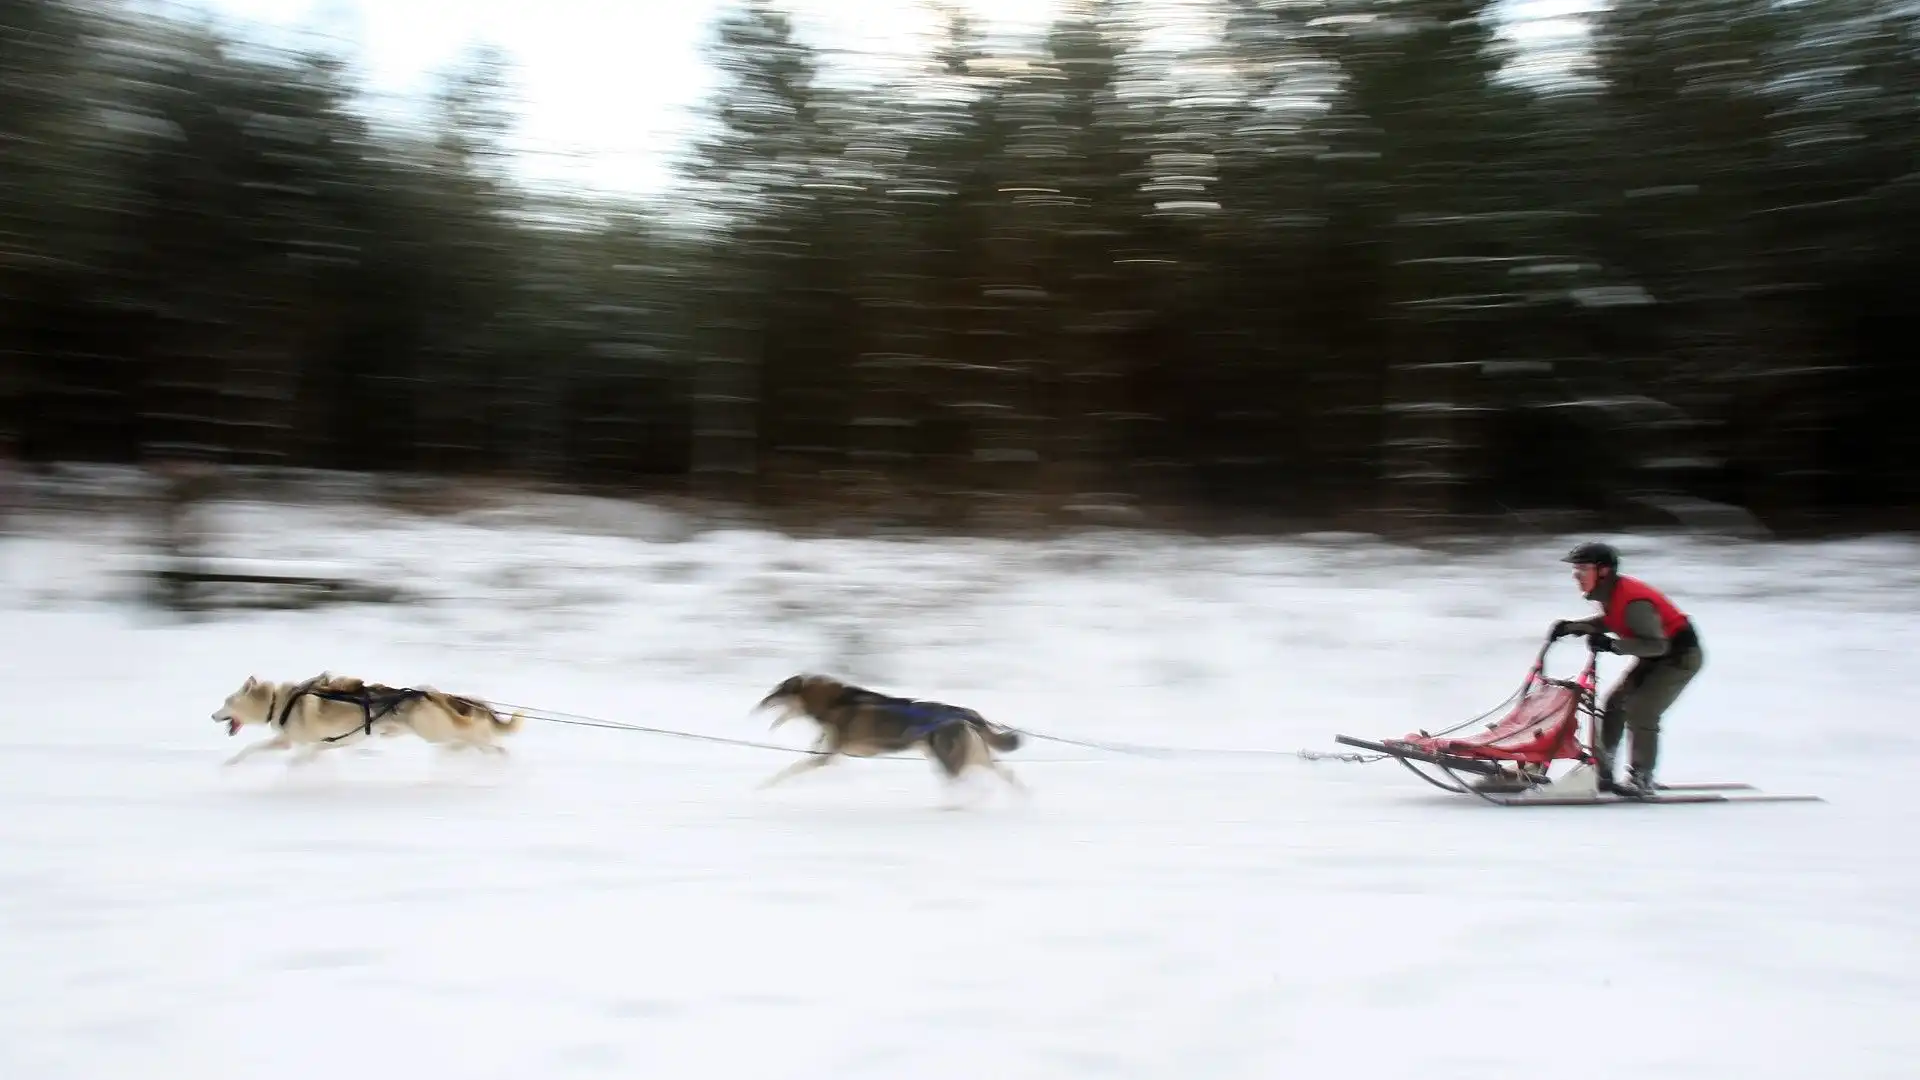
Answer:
[
  {"xmin": 758, "ymin": 674, "xmax": 801, "ymax": 704},
  {"xmin": 243, "ymin": 675, "xmax": 258, "ymax": 690}
]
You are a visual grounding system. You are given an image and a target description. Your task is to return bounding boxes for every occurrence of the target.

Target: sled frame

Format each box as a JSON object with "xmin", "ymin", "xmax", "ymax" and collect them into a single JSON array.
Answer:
[{"xmin": 1333, "ymin": 636, "xmax": 1826, "ymax": 807}]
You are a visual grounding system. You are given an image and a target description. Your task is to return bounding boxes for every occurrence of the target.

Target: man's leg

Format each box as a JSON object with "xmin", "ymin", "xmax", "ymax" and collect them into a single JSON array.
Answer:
[
  {"xmin": 1626, "ymin": 647, "xmax": 1701, "ymax": 783},
  {"xmin": 1596, "ymin": 664, "xmax": 1644, "ymax": 788},
  {"xmin": 1608, "ymin": 647, "xmax": 1703, "ymax": 792}
]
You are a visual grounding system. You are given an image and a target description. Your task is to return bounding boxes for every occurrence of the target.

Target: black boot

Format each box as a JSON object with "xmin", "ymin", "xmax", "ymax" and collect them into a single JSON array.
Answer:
[
  {"xmin": 1592, "ymin": 749, "xmax": 1620, "ymax": 794},
  {"xmin": 1620, "ymin": 729, "xmax": 1660, "ymax": 797},
  {"xmin": 1617, "ymin": 767, "xmax": 1658, "ymax": 798}
]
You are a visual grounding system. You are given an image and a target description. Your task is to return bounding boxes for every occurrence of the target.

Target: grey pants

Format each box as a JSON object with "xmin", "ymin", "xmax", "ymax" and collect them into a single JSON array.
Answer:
[{"xmin": 1598, "ymin": 642, "xmax": 1704, "ymax": 776}]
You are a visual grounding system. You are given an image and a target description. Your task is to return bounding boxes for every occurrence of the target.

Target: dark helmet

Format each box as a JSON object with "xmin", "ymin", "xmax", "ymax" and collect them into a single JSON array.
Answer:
[{"xmin": 1561, "ymin": 541, "xmax": 1619, "ymax": 571}]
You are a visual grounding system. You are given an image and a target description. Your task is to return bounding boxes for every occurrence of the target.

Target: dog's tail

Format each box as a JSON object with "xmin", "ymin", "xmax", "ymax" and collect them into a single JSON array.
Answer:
[
  {"xmin": 983, "ymin": 727, "xmax": 1022, "ymax": 752},
  {"xmin": 435, "ymin": 690, "xmax": 525, "ymax": 734},
  {"xmin": 965, "ymin": 714, "xmax": 1023, "ymax": 752}
]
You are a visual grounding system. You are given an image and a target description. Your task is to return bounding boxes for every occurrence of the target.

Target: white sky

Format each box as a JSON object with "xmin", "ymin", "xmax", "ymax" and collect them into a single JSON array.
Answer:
[{"xmin": 181, "ymin": 0, "xmax": 1597, "ymax": 201}]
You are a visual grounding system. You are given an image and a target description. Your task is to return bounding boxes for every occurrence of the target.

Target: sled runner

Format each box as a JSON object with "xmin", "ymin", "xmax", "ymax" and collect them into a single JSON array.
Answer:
[{"xmin": 1333, "ymin": 635, "xmax": 1824, "ymax": 807}]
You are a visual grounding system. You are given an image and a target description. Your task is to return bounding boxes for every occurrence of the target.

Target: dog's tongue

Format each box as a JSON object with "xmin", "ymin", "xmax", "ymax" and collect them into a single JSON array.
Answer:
[{"xmin": 228, "ymin": 719, "xmax": 241, "ymax": 736}]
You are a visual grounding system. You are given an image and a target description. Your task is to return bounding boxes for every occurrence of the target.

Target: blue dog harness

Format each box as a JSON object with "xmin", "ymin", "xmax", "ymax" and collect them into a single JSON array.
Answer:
[
  {"xmin": 841, "ymin": 689, "xmax": 976, "ymax": 739},
  {"xmin": 895, "ymin": 700, "xmax": 974, "ymax": 739}
]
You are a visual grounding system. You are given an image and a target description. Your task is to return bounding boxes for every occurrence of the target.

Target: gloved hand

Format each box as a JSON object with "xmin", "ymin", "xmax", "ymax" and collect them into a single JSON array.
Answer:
[{"xmin": 1586, "ymin": 631, "xmax": 1615, "ymax": 653}]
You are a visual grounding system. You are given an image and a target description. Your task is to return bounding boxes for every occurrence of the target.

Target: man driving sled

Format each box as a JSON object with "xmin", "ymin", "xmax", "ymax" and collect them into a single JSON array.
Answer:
[{"xmin": 1552, "ymin": 541, "xmax": 1703, "ymax": 797}]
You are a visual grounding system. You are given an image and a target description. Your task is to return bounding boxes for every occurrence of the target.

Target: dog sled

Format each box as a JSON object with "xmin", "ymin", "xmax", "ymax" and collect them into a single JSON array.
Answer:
[{"xmin": 1333, "ymin": 635, "xmax": 1824, "ymax": 807}]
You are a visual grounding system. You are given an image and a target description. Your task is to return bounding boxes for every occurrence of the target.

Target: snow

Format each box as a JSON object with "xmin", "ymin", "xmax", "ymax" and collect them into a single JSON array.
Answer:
[{"xmin": 2, "ymin": 488, "xmax": 1917, "ymax": 1080}]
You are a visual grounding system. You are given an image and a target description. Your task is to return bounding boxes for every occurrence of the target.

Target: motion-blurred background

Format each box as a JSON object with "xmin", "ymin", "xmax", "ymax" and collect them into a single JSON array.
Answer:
[{"xmin": 3, "ymin": 0, "xmax": 1915, "ymax": 542}]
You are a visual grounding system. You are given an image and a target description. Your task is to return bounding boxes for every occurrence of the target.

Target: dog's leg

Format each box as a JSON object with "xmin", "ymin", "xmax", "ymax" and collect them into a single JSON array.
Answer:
[
  {"xmin": 289, "ymin": 741, "xmax": 336, "ymax": 766},
  {"xmin": 462, "ymin": 733, "xmax": 510, "ymax": 757},
  {"xmin": 223, "ymin": 734, "xmax": 290, "ymax": 766},
  {"xmin": 962, "ymin": 733, "xmax": 1027, "ymax": 795},
  {"xmin": 951, "ymin": 729, "xmax": 1028, "ymax": 803},
  {"xmin": 443, "ymin": 723, "xmax": 508, "ymax": 757},
  {"xmin": 757, "ymin": 752, "xmax": 835, "ymax": 790},
  {"xmin": 937, "ymin": 765, "xmax": 999, "ymax": 811},
  {"xmin": 291, "ymin": 728, "xmax": 364, "ymax": 766},
  {"xmin": 924, "ymin": 736, "xmax": 982, "ymax": 811},
  {"xmin": 988, "ymin": 759, "xmax": 1029, "ymax": 797}
]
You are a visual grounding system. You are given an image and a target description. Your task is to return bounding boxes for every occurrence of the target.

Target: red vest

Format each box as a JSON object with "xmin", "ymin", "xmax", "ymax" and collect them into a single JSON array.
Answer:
[{"xmin": 1600, "ymin": 575, "xmax": 1689, "ymax": 638}]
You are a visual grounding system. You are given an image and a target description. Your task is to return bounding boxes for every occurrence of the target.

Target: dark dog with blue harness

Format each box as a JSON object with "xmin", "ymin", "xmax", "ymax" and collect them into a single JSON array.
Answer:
[{"xmin": 753, "ymin": 673, "xmax": 1027, "ymax": 796}]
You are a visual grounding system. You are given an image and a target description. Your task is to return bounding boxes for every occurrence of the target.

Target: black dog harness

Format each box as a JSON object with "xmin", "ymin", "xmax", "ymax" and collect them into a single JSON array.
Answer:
[{"xmin": 270, "ymin": 679, "xmax": 431, "ymax": 743}]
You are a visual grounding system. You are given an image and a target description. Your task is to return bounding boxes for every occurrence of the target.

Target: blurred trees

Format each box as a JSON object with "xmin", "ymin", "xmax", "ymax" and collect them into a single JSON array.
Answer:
[{"xmin": 3, "ymin": 0, "xmax": 1917, "ymax": 533}]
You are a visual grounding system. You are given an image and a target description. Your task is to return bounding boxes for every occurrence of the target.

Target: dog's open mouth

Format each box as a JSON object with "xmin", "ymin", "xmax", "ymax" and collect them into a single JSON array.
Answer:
[{"xmin": 227, "ymin": 719, "xmax": 241, "ymax": 736}]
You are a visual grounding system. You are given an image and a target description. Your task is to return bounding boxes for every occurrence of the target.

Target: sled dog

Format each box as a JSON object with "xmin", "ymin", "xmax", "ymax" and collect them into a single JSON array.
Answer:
[
  {"xmin": 212, "ymin": 672, "xmax": 524, "ymax": 766},
  {"xmin": 752, "ymin": 673, "xmax": 1026, "ymax": 794}
]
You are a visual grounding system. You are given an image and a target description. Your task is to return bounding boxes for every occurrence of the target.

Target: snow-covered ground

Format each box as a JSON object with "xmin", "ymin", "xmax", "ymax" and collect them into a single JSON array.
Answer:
[{"xmin": 2, "ymin": 486, "xmax": 1916, "ymax": 1080}]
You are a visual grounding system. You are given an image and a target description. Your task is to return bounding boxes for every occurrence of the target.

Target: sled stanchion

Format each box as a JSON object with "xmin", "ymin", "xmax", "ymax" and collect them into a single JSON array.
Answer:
[
  {"xmin": 1333, "ymin": 735, "xmax": 1506, "ymax": 777},
  {"xmin": 1397, "ymin": 757, "xmax": 1473, "ymax": 794}
]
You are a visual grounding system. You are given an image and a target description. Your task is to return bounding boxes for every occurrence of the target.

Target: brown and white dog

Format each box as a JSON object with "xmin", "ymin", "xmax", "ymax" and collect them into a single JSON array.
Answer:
[
  {"xmin": 212, "ymin": 672, "xmax": 524, "ymax": 766},
  {"xmin": 752, "ymin": 673, "xmax": 1026, "ymax": 796}
]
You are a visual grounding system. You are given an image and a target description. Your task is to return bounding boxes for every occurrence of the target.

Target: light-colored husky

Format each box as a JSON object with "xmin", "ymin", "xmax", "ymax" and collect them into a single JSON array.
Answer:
[{"xmin": 212, "ymin": 672, "xmax": 525, "ymax": 766}]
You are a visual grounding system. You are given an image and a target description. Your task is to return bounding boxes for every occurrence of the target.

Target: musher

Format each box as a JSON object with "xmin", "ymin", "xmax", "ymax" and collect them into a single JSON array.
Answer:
[{"xmin": 1551, "ymin": 541, "xmax": 1703, "ymax": 796}]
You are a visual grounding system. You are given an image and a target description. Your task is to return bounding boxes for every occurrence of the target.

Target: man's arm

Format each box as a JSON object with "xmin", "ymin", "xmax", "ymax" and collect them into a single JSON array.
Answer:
[{"xmin": 1610, "ymin": 599, "xmax": 1672, "ymax": 658}]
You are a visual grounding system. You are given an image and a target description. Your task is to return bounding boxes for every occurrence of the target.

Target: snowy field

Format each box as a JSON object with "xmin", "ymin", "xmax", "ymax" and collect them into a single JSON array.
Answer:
[{"xmin": 2, "ymin": 482, "xmax": 1916, "ymax": 1080}]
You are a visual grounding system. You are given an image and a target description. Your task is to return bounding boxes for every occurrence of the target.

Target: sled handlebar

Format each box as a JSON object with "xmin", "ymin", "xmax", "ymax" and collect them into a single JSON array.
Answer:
[
  {"xmin": 1542, "ymin": 623, "xmax": 1613, "ymax": 650},
  {"xmin": 1531, "ymin": 628, "xmax": 1601, "ymax": 682}
]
